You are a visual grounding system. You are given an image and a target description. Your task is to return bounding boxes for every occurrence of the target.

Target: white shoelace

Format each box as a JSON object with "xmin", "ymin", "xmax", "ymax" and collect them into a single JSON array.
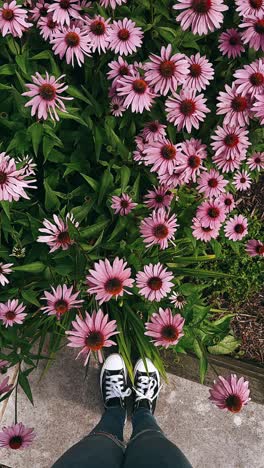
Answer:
[
  {"xmin": 105, "ymin": 374, "xmax": 132, "ymax": 402},
  {"xmin": 134, "ymin": 375, "xmax": 162, "ymax": 403}
]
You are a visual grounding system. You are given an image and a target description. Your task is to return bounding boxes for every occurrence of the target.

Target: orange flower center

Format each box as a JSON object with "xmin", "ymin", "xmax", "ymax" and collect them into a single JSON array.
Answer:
[
  {"xmin": 180, "ymin": 99, "xmax": 196, "ymax": 116},
  {"xmin": 153, "ymin": 223, "xmax": 169, "ymax": 239},
  {"xmin": 224, "ymin": 133, "xmax": 239, "ymax": 147},
  {"xmin": 0, "ymin": 171, "xmax": 7, "ymax": 185},
  {"xmin": 148, "ymin": 121, "xmax": 159, "ymax": 132},
  {"xmin": 47, "ymin": 18, "xmax": 57, "ymax": 29},
  {"xmin": 207, "ymin": 207, "xmax": 220, "ymax": 218},
  {"xmin": 161, "ymin": 144, "xmax": 176, "ymax": 160},
  {"xmin": 208, "ymin": 177, "xmax": 218, "ymax": 188},
  {"xmin": 90, "ymin": 20, "xmax": 106, "ymax": 35},
  {"xmin": 231, "ymin": 95, "xmax": 248, "ymax": 112},
  {"xmin": 254, "ymin": 19, "xmax": 264, "ymax": 34},
  {"xmin": 57, "ymin": 231, "xmax": 71, "ymax": 244},
  {"xmin": 225, "ymin": 198, "xmax": 232, "ymax": 206},
  {"xmin": 55, "ymin": 299, "xmax": 68, "ymax": 315},
  {"xmin": 234, "ymin": 223, "xmax": 245, "ymax": 233},
  {"xmin": 132, "ymin": 79, "xmax": 147, "ymax": 94},
  {"xmin": 188, "ymin": 155, "xmax": 201, "ymax": 168},
  {"xmin": 60, "ymin": 0, "xmax": 70, "ymax": 9},
  {"xmin": 225, "ymin": 394, "xmax": 242, "ymax": 413},
  {"xmin": 256, "ymin": 244, "xmax": 264, "ymax": 254},
  {"xmin": 118, "ymin": 28, "xmax": 130, "ymax": 40},
  {"xmin": 159, "ymin": 60, "xmax": 176, "ymax": 78},
  {"xmin": 161, "ymin": 325, "xmax": 178, "ymax": 341},
  {"xmin": 85, "ymin": 331, "xmax": 105, "ymax": 351},
  {"xmin": 105, "ymin": 278, "xmax": 123, "ymax": 295},
  {"xmin": 147, "ymin": 276, "xmax": 162, "ymax": 290},
  {"xmin": 39, "ymin": 84, "xmax": 56, "ymax": 101},
  {"xmin": 119, "ymin": 65, "xmax": 129, "ymax": 75},
  {"xmin": 6, "ymin": 311, "xmax": 16, "ymax": 320},
  {"xmin": 250, "ymin": 72, "xmax": 264, "ymax": 86},
  {"xmin": 65, "ymin": 31, "xmax": 80, "ymax": 46},
  {"xmin": 189, "ymin": 63, "xmax": 202, "ymax": 77},
  {"xmin": 120, "ymin": 199, "xmax": 129, "ymax": 208},
  {"xmin": 250, "ymin": 0, "xmax": 262, "ymax": 8},
  {"xmin": 191, "ymin": 0, "xmax": 212, "ymax": 13},
  {"xmin": 2, "ymin": 8, "xmax": 14, "ymax": 20}
]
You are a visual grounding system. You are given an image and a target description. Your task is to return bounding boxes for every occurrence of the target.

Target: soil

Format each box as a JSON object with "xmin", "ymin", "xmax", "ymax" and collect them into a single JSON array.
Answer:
[{"xmin": 235, "ymin": 173, "xmax": 264, "ymax": 220}]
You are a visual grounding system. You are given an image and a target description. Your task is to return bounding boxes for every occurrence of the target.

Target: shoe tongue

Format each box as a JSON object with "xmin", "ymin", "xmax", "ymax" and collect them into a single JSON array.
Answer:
[{"xmin": 106, "ymin": 397, "xmax": 120, "ymax": 407}]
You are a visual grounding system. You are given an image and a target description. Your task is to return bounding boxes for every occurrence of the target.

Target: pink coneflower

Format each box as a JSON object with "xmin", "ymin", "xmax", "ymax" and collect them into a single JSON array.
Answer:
[
  {"xmin": 37, "ymin": 213, "xmax": 78, "ymax": 252},
  {"xmin": 86, "ymin": 257, "xmax": 134, "ymax": 304},
  {"xmin": 144, "ymin": 44, "xmax": 189, "ymax": 96},
  {"xmin": 0, "ymin": 1, "xmax": 32, "ymax": 37},
  {"xmin": 212, "ymin": 152, "xmax": 244, "ymax": 173},
  {"xmin": 235, "ymin": 0, "xmax": 264, "ymax": 17},
  {"xmin": 0, "ymin": 300, "xmax": 26, "ymax": 328},
  {"xmin": 108, "ymin": 18, "xmax": 143, "ymax": 56},
  {"xmin": 47, "ymin": 0, "xmax": 80, "ymax": 26},
  {"xmin": 143, "ymin": 139, "xmax": 181, "ymax": 176},
  {"xmin": 216, "ymin": 84, "xmax": 251, "ymax": 127},
  {"xmin": 184, "ymin": 53, "xmax": 214, "ymax": 92},
  {"xmin": 141, "ymin": 121, "xmax": 167, "ymax": 143},
  {"xmin": 0, "ymin": 377, "xmax": 13, "ymax": 395},
  {"xmin": 233, "ymin": 170, "xmax": 252, "ymax": 191},
  {"xmin": 22, "ymin": 72, "xmax": 72, "ymax": 121},
  {"xmin": 117, "ymin": 72, "xmax": 156, "ymax": 114},
  {"xmin": 245, "ymin": 239, "xmax": 264, "ymax": 257},
  {"xmin": 41, "ymin": 284, "xmax": 83, "ymax": 319},
  {"xmin": 100, "ymin": 0, "xmax": 127, "ymax": 8},
  {"xmin": 0, "ymin": 423, "xmax": 35, "ymax": 450},
  {"xmin": 30, "ymin": 0, "xmax": 49, "ymax": 21},
  {"xmin": 218, "ymin": 192, "xmax": 235, "ymax": 213},
  {"xmin": 165, "ymin": 89, "xmax": 210, "ymax": 133},
  {"xmin": 133, "ymin": 135, "xmax": 145, "ymax": 164},
  {"xmin": 110, "ymin": 96, "xmax": 126, "ymax": 117},
  {"xmin": 0, "ymin": 263, "xmax": 13, "ymax": 286},
  {"xmin": 234, "ymin": 59, "xmax": 264, "ymax": 98},
  {"xmin": 219, "ymin": 29, "xmax": 245, "ymax": 59},
  {"xmin": 173, "ymin": 0, "xmax": 228, "ymax": 36},
  {"xmin": 224, "ymin": 214, "xmax": 248, "ymax": 241},
  {"xmin": 177, "ymin": 138, "xmax": 207, "ymax": 182},
  {"xmin": 211, "ymin": 125, "xmax": 250, "ymax": 161},
  {"xmin": 158, "ymin": 166, "xmax": 185, "ymax": 189},
  {"xmin": 144, "ymin": 185, "xmax": 173, "ymax": 210},
  {"xmin": 136, "ymin": 263, "xmax": 174, "ymax": 302},
  {"xmin": 247, "ymin": 152, "xmax": 264, "ymax": 171},
  {"xmin": 209, "ymin": 374, "xmax": 250, "ymax": 413},
  {"xmin": 111, "ymin": 194, "xmax": 137, "ymax": 215},
  {"xmin": 0, "ymin": 152, "xmax": 36, "ymax": 202},
  {"xmin": 252, "ymin": 93, "xmax": 264, "ymax": 124},
  {"xmin": 0, "ymin": 360, "xmax": 9, "ymax": 371},
  {"xmin": 196, "ymin": 199, "xmax": 226, "ymax": 228},
  {"xmin": 51, "ymin": 26, "xmax": 91, "ymax": 67},
  {"xmin": 66, "ymin": 309, "xmax": 119, "ymax": 364},
  {"xmin": 240, "ymin": 15, "xmax": 264, "ymax": 52},
  {"xmin": 192, "ymin": 216, "xmax": 220, "ymax": 242},
  {"xmin": 169, "ymin": 292, "xmax": 187, "ymax": 309},
  {"xmin": 107, "ymin": 56, "xmax": 133, "ymax": 86},
  {"xmin": 85, "ymin": 15, "xmax": 111, "ymax": 54},
  {"xmin": 140, "ymin": 209, "xmax": 178, "ymax": 250},
  {"xmin": 145, "ymin": 307, "xmax": 185, "ymax": 348},
  {"xmin": 38, "ymin": 14, "xmax": 60, "ymax": 40},
  {"xmin": 16, "ymin": 155, "xmax": 36, "ymax": 176},
  {"xmin": 197, "ymin": 169, "xmax": 228, "ymax": 198}
]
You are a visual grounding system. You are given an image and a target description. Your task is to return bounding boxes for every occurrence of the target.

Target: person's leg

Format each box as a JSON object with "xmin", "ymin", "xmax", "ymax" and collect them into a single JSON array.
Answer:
[
  {"xmin": 123, "ymin": 358, "xmax": 192, "ymax": 468},
  {"xmin": 52, "ymin": 354, "xmax": 131, "ymax": 468}
]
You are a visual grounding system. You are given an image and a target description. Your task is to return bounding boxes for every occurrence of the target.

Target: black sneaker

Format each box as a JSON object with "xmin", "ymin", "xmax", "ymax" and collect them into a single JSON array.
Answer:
[
  {"xmin": 133, "ymin": 358, "xmax": 161, "ymax": 414},
  {"xmin": 100, "ymin": 353, "xmax": 132, "ymax": 410}
]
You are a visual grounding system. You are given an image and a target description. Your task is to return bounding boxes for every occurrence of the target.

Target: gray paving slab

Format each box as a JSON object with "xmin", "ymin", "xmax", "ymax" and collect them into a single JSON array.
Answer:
[{"xmin": 1, "ymin": 348, "xmax": 263, "ymax": 468}]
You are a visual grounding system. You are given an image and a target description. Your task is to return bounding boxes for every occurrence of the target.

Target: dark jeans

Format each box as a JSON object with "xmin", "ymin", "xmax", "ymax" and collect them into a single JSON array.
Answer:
[{"xmin": 52, "ymin": 406, "xmax": 192, "ymax": 468}]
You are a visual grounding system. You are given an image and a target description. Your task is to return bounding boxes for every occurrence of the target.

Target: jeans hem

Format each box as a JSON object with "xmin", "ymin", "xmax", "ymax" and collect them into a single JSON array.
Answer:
[
  {"xmin": 89, "ymin": 431, "xmax": 126, "ymax": 451},
  {"xmin": 128, "ymin": 428, "xmax": 163, "ymax": 445}
]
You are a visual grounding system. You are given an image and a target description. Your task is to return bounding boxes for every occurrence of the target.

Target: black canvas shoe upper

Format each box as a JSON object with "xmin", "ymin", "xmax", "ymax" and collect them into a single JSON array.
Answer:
[
  {"xmin": 133, "ymin": 368, "xmax": 161, "ymax": 414},
  {"xmin": 101, "ymin": 367, "xmax": 131, "ymax": 409}
]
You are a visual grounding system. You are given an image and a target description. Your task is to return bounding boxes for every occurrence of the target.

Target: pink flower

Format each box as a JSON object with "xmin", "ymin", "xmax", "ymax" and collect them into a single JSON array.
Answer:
[
  {"xmin": 144, "ymin": 185, "xmax": 173, "ymax": 210},
  {"xmin": 41, "ymin": 284, "xmax": 83, "ymax": 318},
  {"xmin": 141, "ymin": 121, "xmax": 167, "ymax": 143},
  {"xmin": 22, "ymin": 72, "xmax": 72, "ymax": 121},
  {"xmin": 30, "ymin": 0, "xmax": 49, "ymax": 22},
  {"xmin": 16, "ymin": 155, "xmax": 36, "ymax": 177},
  {"xmin": 247, "ymin": 152, "xmax": 264, "ymax": 171},
  {"xmin": 136, "ymin": 263, "xmax": 174, "ymax": 302},
  {"xmin": 212, "ymin": 152, "xmax": 244, "ymax": 173},
  {"xmin": 0, "ymin": 360, "xmax": 9, "ymax": 371},
  {"xmin": 66, "ymin": 309, "xmax": 119, "ymax": 365},
  {"xmin": 108, "ymin": 18, "xmax": 143, "ymax": 56},
  {"xmin": 0, "ymin": 423, "xmax": 35, "ymax": 449},
  {"xmin": 184, "ymin": 53, "xmax": 214, "ymax": 92},
  {"xmin": 100, "ymin": 0, "xmax": 127, "ymax": 8},
  {"xmin": 192, "ymin": 216, "xmax": 220, "ymax": 242},
  {"xmin": 252, "ymin": 93, "xmax": 264, "ymax": 124},
  {"xmin": 197, "ymin": 169, "xmax": 228, "ymax": 198},
  {"xmin": 158, "ymin": 166, "xmax": 185, "ymax": 189},
  {"xmin": 218, "ymin": 192, "xmax": 235, "ymax": 213},
  {"xmin": 169, "ymin": 292, "xmax": 187, "ymax": 309},
  {"xmin": 0, "ymin": 300, "xmax": 26, "ymax": 327},
  {"xmin": 216, "ymin": 84, "xmax": 251, "ymax": 127},
  {"xmin": 144, "ymin": 44, "xmax": 189, "ymax": 96},
  {"xmin": 235, "ymin": 0, "xmax": 264, "ymax": 17},
  {"xmin": 111, "ymin": 194, "xmax": 137, "ymax": 216},
  {"xmin": 173, "ymin": 0, "xmax": 228, "ymax": 36},
  {"xmin": 86, "ymin": 257, "xmax": 134, "ymax": 304},
  {"xmin": 0, "ymin": 152, "xmax": 36, "ymax": 202},
  {"xmin": 143, "ymin": 139, "xmax": 181, "ymax": 176},
  {"xmin": 211, "ymin": 125, "xmax": 250, "ymax": 161},
  {"xmin": 38, "ymin": 15, "xmax": 60, "ymax": 40},
  {"xmin": 0, "ymin": 263, "xmax": 13, "ymax": 286},
  {"xmin": 240, "ymin": 15, "xmax": 264, "ymax": 52},
  {"xmin": 219, "ymin": 29, "xmax": 245, "ymax": 59},
  {"xmin": 145, "ymin": 307, "xmax": 185, "ymax": 348},
  {"xmin": 234, "ymin": 59, "xmax": 264, "ymax": 98},
  {"xmin": 233, "ymin": 169, "xmax": 252, "ymax": 191},
  {"xmin": 196, "ymin": 199, "xmax": 226, "ymax": 228},
  {"xmin": 107, "ymin": 56, "xmax": 133, "ymax": 86},
  {"xmin": 224, "ymin": 214, "xmax": 248, "ymax": 241},
  {"xmin": 133, "ymin": 135, "xmax": 145, "ymax": 164},
  {"xmin": 51, "ymin": 26, "xmax": 91, "ymax": 67},
  {"xmin": 47, "ymin": 0, "xmax": 80, "ymax": 26},
  {"xmin": 140, "ymin": 209, "xmax": 178, "ymax": 250},
  {"xmin": 0, "ymin": 0, "xmax": 32, "ymax": 37},
  {"xmin": 84, "ymin": 15, "xmax": 111, "ymax": 54},
  {"xmin": 117, "ymin": 72, "xmax": 156, "ymax": 114},
  {"xmin": 245, "ymin": 239, "xmax": 264, "ymax": 257},
  {"xmin": 209, "ymin": 374, "xmax": 250, "ymax": 412},
  {"xmin": 165, "ymin": 89, "xmax": 210, "ymax": 133},
  {"xmin": 37, "ymin": 213, "xmax": 78, "ymax": 252},
  {"xmin": 177, "ymin": 138, "xmax": 207, "ymax": 182},
  {"xmin": 110, "ymin": 96, "xmax": 126, "ymax": 116},
  {"xmin": 0, "ymin": 376, "xmax": 13, "ymax": 396}
]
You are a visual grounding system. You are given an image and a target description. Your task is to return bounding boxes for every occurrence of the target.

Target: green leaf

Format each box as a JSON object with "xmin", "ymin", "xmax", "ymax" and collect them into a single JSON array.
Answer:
[
  {"xmin": 0, "ymin": 201, "xmax": 11, "ymax": 220},
  {"xmin": 44, "ymin": 180, "xmax": 60, "ymax": 211},
  {"xmin": 43, "ymin": 136, "xmax": 55, "ymax": 162},
  {"xmin": 120, "ymin": 166, "xmax": 131, "ymax": 191},
  {"xmin": 98, "ymin": 169, "xmax": 113, "ymax": 205},
  {"xmin": 19, "ymin": 372, "xmax": 34, "ymax": 404},
  {"xmin": 67, "ymin": 86, "xmax": 91, "ymax": 105},
  {"xmin": 193, "ymin": 339, "xmax": 207, "ymax": 384},
  {"xmin": 208, "ymin": 335, "xmax": 240, "ymax": 355},
  {"xmin": 81, "ymin": 174, "xmax": 99, "ymax": 192},
  {"xmin": 29, "ymin": 123, "xmax": 43, "ymax": 156},
  {"xmin": 80, "ymin": 219, "xmax": 109, "ymax": 239},
  {"xmin": 93, "ymin": 125, "xmax": 104, "ymax": 161},
  {"xmin": 21, "ymin": 290, "xmax": 41, "ymax": 307},
  {"xmin": 13, "ymin": 262, "xmax": 45, "ymax": 273},
  {"xmin": 0, "ymin": 64, "xmax": 16, "ymax": 75}
]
